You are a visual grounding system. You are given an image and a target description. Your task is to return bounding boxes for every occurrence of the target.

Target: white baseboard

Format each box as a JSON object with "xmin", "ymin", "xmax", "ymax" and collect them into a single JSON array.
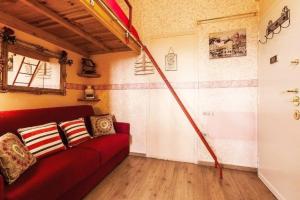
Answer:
[
  {"xmin": 258, "ymin": 172, "xmax": 285, "ymax": 200},
  {"xmin": 198, "ymin": 160, "xmax": 257, "ymax": 172},
  {"xmin": 130, "ymin": 153, "xmax": 256, "ymax": 172},
  {"xmin": 145, "ymin": 154, "xmax": 197, "ymax": 164},
  {"xmin": 129, "ymin": 152, "xmax": 147, "ymax": 157}
]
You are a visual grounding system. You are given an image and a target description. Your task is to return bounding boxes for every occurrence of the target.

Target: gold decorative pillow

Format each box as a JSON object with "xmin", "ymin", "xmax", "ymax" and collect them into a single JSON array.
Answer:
[
  {"xmin": 0, "ymin": 133, "xmax": 36, "ymax": 184},
  {"xmin": 90, "ymin": 115, "xmax": 116, "ymax": 137}
]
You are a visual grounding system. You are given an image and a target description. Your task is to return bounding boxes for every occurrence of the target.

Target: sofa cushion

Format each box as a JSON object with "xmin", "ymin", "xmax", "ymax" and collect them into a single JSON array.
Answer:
[
  {"xmin": 0, "ymin": 106, "xmax": 95, "ymax": 145},
  {"xmin": 0, "ymin": 133, "xmax": 36, "ymax": 184},
  {"xmin": 78, "ymin": 134, "xmax": 129, "ymax": 164},
  {"xmin": 5, "ymin": 147, "xmax": 100, "ymax": 200},
  {"xmin": 18, "ymin": 122, "xmax": 66, "ymax": 159},
  {"xmin": 90, "ymin": 115, "xmax": 116, "ymax": 137},
  {"xmin": 59, "ymin": 118, "xmax": 91, "ymax": 147}
]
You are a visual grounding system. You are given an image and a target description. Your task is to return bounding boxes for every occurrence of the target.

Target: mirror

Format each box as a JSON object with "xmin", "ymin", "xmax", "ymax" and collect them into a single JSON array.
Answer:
[{"xmin": 0, "ymin": 27, "xmax": 72, "ymax": 95}]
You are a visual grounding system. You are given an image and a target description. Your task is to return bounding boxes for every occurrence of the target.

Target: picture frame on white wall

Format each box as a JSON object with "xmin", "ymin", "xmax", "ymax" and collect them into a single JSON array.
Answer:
[
  {"xmin": 165, "ymin": 47, "xmax": 178, "ymax": 71},
  {"xmin": 209, "ymin": 29, "xmax": 247, "ymax": 59}
]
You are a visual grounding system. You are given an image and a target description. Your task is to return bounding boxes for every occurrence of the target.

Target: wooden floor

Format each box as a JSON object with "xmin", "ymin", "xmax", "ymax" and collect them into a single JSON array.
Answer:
[{"xmin": 84, "ymin": 156, "xmax": 276, "ymax": 200}]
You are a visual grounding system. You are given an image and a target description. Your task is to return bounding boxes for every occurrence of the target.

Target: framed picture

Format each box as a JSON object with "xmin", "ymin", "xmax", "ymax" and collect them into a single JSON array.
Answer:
[
  {"xmin": 209, "ymin": 29, "xmax": 247, "ymax": 59},
  {"xmin": 165, "ymin": 47, "xmax": 177, "ymax": 71}
]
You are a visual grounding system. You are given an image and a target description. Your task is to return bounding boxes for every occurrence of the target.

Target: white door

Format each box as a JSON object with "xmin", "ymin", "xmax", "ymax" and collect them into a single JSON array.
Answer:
[
  {"xmin": 258, "ymin": 1, "xmax": 300, "ymax": 200},
  {"xmin": 146, "ymin": 34, "xmax": 199, "ymax": 163}
]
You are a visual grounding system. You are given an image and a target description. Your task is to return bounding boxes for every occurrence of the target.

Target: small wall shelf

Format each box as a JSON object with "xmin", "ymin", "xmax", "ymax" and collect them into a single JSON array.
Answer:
[
  {"xmin": 78, "ymin": 98, "xmax": 100, "ymax": 102},
  {"xmin": 77, "ymin": 73, "xmax": 101, "ymax": 78}
]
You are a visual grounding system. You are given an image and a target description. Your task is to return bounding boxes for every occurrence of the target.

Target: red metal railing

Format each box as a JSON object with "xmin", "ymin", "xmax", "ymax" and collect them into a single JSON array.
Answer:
[{"xmin": 123, "ymin": 0, "xmax": 132, "ymax": 32}]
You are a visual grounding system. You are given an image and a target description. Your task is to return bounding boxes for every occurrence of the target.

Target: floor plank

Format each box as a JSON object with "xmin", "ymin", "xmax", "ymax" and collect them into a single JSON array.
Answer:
[{"xmin": 84, "ymin": 156, "xmax": 276, "ymax": 200}]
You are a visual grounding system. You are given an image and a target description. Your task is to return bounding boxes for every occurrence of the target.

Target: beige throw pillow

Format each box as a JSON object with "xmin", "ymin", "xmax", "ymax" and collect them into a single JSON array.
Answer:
[
  {"xmin": 90, "ymin": 115, "xmax": 116, "ymax": 137},
  {"xmin": 0, "ymin": 133, "xmax": 36, "ymax": 184}
]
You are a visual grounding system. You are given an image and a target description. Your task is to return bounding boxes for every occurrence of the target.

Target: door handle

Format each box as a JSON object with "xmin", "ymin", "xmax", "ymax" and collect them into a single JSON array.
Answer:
[{"xmin": 294, "ymin": 110, "xmax": 300, "ymax": 120}]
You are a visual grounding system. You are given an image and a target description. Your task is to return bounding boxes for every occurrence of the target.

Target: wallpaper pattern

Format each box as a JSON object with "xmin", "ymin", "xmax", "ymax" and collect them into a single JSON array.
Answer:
[{"xmin": 120, "ymin": 0, "xmax": 258, "ymax": 39}]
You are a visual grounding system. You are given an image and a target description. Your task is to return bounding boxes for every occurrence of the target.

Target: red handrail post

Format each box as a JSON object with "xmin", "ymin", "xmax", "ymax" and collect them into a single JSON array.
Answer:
[{"xmin": 123, "ymin": 0, "xmax": 132, "ymax": 31}]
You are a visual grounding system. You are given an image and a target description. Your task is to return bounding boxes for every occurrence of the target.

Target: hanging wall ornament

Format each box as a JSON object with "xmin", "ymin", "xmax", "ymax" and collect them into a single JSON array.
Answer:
[
  {"xmin": 134, "ymin": 51, "xmax": 154, "ymax": 75},
  {"xmin": 165, "ymin": 47, "xmax": 177, "ymax": 71}
]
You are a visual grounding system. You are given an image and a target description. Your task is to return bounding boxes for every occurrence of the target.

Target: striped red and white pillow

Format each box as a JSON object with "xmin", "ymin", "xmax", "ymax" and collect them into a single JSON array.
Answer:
[
  {"xmin": 59, "ymin": 118, "xmax": 91, "ymax": 147},
  {"xmin": 18, "ymin": 122, "xmax": 66, "ymax": 159}
]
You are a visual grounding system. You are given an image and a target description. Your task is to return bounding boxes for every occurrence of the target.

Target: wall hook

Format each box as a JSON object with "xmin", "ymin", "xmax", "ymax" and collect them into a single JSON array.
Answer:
[{"xmin": 259, "ymin": 6, "xmax": 290, "ymax": 45}]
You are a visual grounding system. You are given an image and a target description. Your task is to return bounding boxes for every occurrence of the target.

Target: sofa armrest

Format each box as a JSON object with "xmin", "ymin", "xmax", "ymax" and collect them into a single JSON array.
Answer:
[
  {"xmin": 0, "ymin": 175, "xmax": 4, "ymax": 200},
  {"xmin": 114, "ymin": 122, "xmax": 130, "ymax": 134}
]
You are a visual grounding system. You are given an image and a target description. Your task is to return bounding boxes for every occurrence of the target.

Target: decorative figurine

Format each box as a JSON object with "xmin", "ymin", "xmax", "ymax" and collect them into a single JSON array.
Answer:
[
  {"xmin": 84, "ymin": 85, "xmax": 96, "ymax": 99},
  {"xmin": 81, "ymin": 58, "xmax": 97, "ymax": 75}
]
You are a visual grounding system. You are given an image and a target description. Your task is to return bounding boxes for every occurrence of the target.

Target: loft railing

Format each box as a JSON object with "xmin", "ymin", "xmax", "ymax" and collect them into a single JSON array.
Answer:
[
  {"xmin": 95, "ymin": 0, "xmax": 132, "ymax": 31},
  {"xmin": 123, "ymin": 0, "xmax": 132, "ymax": 31},
  {"xmin": 95, "ymin": 0, "xmax": 134, "ymax": 43}
]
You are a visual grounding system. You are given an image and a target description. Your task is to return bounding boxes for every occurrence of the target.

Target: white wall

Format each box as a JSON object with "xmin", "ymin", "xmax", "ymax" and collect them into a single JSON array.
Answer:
[
  {"xmin": 91, "ymin": 0, "xmax": 259, "ymax": 168},
  {"xmin": 258, "ymin": 1, "xmax": 300, "ymax": 200},
  {"xmin": 196, "ymin": 15, "xmax": 258, "ymax": 167}
]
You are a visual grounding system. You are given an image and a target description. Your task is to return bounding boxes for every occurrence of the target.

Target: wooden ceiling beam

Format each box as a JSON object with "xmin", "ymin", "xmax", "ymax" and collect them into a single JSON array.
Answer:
[
  {"xmin": 20, "ymin": 0, "xmax": 110, "ymax": 52},
  {"xmin": 0, "ymin": 10, "xmax": 88, "ymax": 57}
]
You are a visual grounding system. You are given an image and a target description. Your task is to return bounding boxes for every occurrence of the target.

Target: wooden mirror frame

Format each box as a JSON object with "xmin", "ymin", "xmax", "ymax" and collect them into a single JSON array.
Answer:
[{"xmin": 0, "ymin": 27, "xmax": 73, "ymax": 95}]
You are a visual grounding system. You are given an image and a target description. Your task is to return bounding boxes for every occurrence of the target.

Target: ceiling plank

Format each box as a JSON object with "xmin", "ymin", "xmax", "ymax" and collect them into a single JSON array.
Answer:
[
  {"xmin": 20, "ymin": 0, "xmax": 110, "ymax": 52},
  {"xmin": 65, "ymin": 31, "xmax": 113, "ymax": 40},
  {"xmin": 78, "ymin": 0, "xmax": 141, "ymax": 54},
  {"xmin": 38, "ymin": 16, "xmax": 94, "ymax": 29},
  {"xmin": 89, "ymin": 47, "xmax": 130, "ymax": 55},
  {"xmin": 0, "ymin": 10, "xmax": 88, "ymax": 57}
]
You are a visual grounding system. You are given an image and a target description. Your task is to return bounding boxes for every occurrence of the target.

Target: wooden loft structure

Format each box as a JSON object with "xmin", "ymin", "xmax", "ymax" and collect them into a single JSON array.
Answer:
[
  {"xmin": 0, "ymin": 0, "xmax": 141, "ymax": 57},
  {"xmin": 0, "ymin": 0, "xmax": 223, "ymax": 178}
]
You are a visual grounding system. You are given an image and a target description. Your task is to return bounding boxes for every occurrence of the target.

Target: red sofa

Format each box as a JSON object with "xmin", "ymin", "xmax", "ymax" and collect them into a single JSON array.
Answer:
[{"xmin": 0, "ymin": 105, "xmax": 130, "ymax": 200}]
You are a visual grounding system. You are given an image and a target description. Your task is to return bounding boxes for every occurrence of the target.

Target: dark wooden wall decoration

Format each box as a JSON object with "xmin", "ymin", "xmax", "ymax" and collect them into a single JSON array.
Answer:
[{"xmin": 0, "ymin": 27, "xmax": 14, "ymax": 92}]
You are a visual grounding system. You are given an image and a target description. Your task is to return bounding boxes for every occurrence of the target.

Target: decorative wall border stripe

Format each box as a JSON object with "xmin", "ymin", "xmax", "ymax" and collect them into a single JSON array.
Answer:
[{"xmin": 66, "ymin": 79, "xmax": 258, "ymax": 90}]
